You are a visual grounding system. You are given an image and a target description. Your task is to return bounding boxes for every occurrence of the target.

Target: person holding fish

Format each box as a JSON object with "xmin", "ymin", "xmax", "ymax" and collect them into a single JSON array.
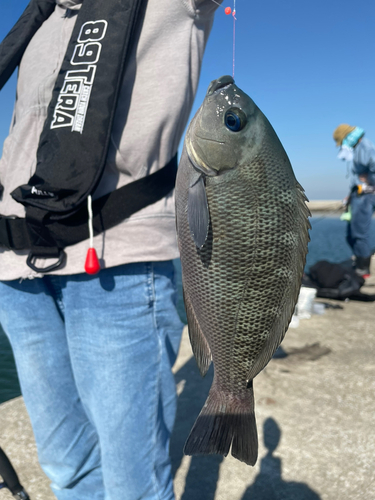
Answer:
[
  {"xmin": 334, "ymin": 124, "xmax": 375, "ymax": 278},
  {"xmin": 0, "ymin": 1, "xmax": 223, "ymax": 499}
]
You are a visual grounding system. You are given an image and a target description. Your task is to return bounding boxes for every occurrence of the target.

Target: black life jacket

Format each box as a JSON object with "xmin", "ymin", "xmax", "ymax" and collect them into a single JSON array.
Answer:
[{"xmin": 0, "ymin": 0, "xmax": 177, "ymax": 273}]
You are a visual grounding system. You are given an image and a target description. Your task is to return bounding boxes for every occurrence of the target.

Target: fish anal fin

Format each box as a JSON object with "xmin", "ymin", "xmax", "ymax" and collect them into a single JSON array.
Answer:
[{"xmin": 183, "ymin": 288, "xmax": 212, "ymax": 377}]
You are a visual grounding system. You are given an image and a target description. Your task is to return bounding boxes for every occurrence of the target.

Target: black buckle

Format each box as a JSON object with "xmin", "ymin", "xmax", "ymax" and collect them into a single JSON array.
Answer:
[{"xmin": 26, "ymin": 249, "xmax": 66, "ymax": 273}]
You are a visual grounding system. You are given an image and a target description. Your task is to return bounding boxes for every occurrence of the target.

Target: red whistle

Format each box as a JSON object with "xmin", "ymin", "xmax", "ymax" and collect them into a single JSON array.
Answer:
[{"xmin": 85, "ymin": 248, "xmax": 101, "ymax": 275}]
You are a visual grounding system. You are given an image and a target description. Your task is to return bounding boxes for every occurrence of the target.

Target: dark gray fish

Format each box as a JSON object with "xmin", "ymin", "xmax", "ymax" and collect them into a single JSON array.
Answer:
[{"xmin": 175, "ymin": 75, "xmax": 310, "ymax": 466}]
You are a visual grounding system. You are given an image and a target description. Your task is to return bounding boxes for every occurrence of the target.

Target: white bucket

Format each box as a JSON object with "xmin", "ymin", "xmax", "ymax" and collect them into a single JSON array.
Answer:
[{"xmin": 296, "ymin": 286, "xmax": 317, "ymax": 319}]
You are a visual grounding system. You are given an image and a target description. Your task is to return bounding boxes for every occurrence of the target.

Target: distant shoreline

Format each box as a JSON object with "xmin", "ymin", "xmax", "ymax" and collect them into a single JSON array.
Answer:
[{"xmin": 307, "ymin": 200, "xmax": 343, "ymax": 213}]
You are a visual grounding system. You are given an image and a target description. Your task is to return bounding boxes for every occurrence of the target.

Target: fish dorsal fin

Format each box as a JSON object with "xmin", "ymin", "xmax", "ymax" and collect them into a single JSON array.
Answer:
[
  {"xmin": 246, "ymin": 182, "xmax": 311, "ymax": 381},
  {"xmin": 183, "ymin": 288, "xmax": 212, "ymax": 377},
  {"xmin": 188, "ymin": 175, "xmax": 210, "ymax": 248}
]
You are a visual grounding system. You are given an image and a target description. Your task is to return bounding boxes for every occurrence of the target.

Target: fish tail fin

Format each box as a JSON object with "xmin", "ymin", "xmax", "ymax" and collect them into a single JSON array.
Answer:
[{"xmin": 184, "ymin": 381, "xmax": 258, "ymax": 466}]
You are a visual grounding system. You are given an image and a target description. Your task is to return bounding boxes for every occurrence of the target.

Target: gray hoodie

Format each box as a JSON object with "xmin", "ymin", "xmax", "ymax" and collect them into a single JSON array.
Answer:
[{"xmin": 0, "ymin": 0, "xmax": 220, "ymax": 280}]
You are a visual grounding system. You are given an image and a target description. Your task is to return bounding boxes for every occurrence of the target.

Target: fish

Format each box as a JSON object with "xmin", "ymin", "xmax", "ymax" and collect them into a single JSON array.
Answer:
[{"xmin": 175, "ymin": 75, "xmax": 310, "ymax": 466}]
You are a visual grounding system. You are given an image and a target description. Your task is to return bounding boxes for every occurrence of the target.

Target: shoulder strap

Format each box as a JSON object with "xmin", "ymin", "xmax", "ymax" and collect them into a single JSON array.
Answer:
[{"xmin": 0, "ymin": 0, "xmax": 56, "ymax": 91}]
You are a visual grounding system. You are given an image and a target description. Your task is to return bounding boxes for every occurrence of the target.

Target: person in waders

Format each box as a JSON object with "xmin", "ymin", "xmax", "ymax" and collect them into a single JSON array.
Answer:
[
  {"xmin": 0, "ymin": 1, "xmax": 222, "ymax": 498},
  {"xmin": 334, "ymin": 124, "xmax": 375, "ymax": 278}
]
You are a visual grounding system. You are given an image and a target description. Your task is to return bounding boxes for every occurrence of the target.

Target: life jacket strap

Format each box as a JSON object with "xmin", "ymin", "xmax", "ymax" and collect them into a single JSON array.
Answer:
[
  {"xmin": 0, "ymin": 154, "xmax": 177, "ymax": 272},
  {"xmin": 0, "ymin": 0, "xmax": 56, "ymax": 92}
]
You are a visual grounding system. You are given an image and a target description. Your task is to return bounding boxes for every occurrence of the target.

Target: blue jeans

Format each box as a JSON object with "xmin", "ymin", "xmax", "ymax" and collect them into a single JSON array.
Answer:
[
  {"xmin": 347, "ymin": 193, "xmax": 375, "ymax": 257},
  {"xmin": 0, "ymin": 261, "xmax": 183, "ymax": 500}
]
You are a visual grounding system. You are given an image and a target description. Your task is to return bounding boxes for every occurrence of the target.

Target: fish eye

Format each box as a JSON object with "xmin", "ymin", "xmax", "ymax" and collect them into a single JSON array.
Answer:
[{"xmin": 224, "ymin": 108, "xmax": 246, "ymax": 132}]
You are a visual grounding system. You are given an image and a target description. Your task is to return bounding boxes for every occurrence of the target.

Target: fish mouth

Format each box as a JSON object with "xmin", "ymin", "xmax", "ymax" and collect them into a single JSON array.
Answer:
[{"xmin": 207, "ymin": 75, "xmax": 234, "ymax": 96}]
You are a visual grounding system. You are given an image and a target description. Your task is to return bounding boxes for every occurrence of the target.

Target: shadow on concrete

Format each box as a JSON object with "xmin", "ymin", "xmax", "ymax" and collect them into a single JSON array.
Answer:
[
  {"xmin": 0, "ymin": 325, "xmax": 21, "ymax": 405},
  {"xmin": 171, "ymin": 356, "xmax": 224, "ymax": 500},
  {"xmin": 171, "ymin": 357, "xmax": 321, "ymax": 500},
  {"xmin": 172, "ymin": 354, "xmax": 321, "ymax": 500},
  {"xmin": 241, "ymin": 418, "xmax": 321, "ymax": 500}
]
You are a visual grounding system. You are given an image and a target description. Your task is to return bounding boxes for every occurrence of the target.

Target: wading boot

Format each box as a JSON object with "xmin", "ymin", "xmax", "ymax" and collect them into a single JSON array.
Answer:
[{"xmin": 355, "ymin": 256, "xmax": 372, "ymax": 279}]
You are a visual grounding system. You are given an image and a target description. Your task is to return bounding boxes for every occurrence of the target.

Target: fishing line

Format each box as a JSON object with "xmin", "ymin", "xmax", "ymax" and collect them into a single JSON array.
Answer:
[
  {"xmin": 232, "ymin": 0, "xmax": 236, "ymax": 78},
  {"xmin": 310, "ymin": 206, "xmax": 345, "ymax": 225},
  {"xmin": 211, "ymin": 1, "xmax": 237, "ymax": 78},
  {"xmin": 211, "ymin": 0, "xmax": 224, "ymax": 8}
]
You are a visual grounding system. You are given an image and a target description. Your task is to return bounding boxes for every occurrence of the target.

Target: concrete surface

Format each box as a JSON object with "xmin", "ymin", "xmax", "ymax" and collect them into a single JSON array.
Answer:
[{"xmin": 1, "ymin": 263, "xmax": 374, "ymax": 500}]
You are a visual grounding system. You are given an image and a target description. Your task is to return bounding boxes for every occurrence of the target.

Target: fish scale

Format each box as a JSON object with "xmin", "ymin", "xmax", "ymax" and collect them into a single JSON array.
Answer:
[
  {"xmin": 180, "ymin": 155, "xmax": 298, "ymax": 382},
  {"xmin": 175, "ymin": 75, "xmax": 310, "ymax": 465}
]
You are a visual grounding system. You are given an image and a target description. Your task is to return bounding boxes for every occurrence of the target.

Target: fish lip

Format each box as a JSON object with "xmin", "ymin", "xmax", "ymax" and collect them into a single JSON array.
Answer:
[{"xmin": 207, "ymin": 75, "xmax": 234, "ymax": 96}]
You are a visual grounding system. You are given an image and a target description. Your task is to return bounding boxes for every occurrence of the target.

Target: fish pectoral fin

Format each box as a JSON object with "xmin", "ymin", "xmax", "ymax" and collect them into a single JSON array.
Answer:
[
  {"xmin": 188, "ymin": 175, "xmax": 210, "ymax": 248},
  {"xmin": 183, "ymin": 287, "xmax": 212, "ymax": 377}
]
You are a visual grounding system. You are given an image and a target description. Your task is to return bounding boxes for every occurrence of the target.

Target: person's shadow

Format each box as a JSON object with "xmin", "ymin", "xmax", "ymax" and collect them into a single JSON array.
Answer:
[
  {"xmin": 171, "ymin": 354, "xmax": 321, "ymax": 500},
  {"xmin": 241, "ymin": 418, "xmax": 321, "ymax": 500},
  {"xmin": 171, "ymin": 356, "xmax": 224, "ymax": 500}
]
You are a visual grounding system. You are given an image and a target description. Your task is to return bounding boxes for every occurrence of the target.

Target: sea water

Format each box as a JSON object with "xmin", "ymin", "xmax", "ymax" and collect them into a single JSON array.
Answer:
[{"xmin": 1, "ymin": 216, "xmax": 375, "ymax": 404}]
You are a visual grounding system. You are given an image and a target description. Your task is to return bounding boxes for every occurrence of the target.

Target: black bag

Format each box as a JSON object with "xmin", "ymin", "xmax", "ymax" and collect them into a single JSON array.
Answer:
[{"xmin": 306, "ymin": 260, "xmax": 374, "ymax": 301}]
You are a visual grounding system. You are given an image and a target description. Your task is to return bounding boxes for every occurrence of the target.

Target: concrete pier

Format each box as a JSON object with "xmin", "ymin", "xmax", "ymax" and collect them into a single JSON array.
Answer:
[
  {"xmin": 1, "ymin": 261, "xmax": 374, "ymax": 500},
  {"xmin": 306, "ymin": 200, "xmax": 344, "ymax": 213}
]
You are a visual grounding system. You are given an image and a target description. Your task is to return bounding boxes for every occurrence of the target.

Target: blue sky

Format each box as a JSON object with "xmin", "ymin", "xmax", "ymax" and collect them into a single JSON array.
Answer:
[{"xmin": 0, "ymin": 0, "xmax": 374, "ymax": 200}]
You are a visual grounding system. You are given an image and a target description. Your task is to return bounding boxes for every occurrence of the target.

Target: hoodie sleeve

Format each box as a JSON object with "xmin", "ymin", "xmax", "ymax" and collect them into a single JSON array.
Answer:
[{"xmin": 192, "ymin": 0, "xmax": 223, "ymax": 15}]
